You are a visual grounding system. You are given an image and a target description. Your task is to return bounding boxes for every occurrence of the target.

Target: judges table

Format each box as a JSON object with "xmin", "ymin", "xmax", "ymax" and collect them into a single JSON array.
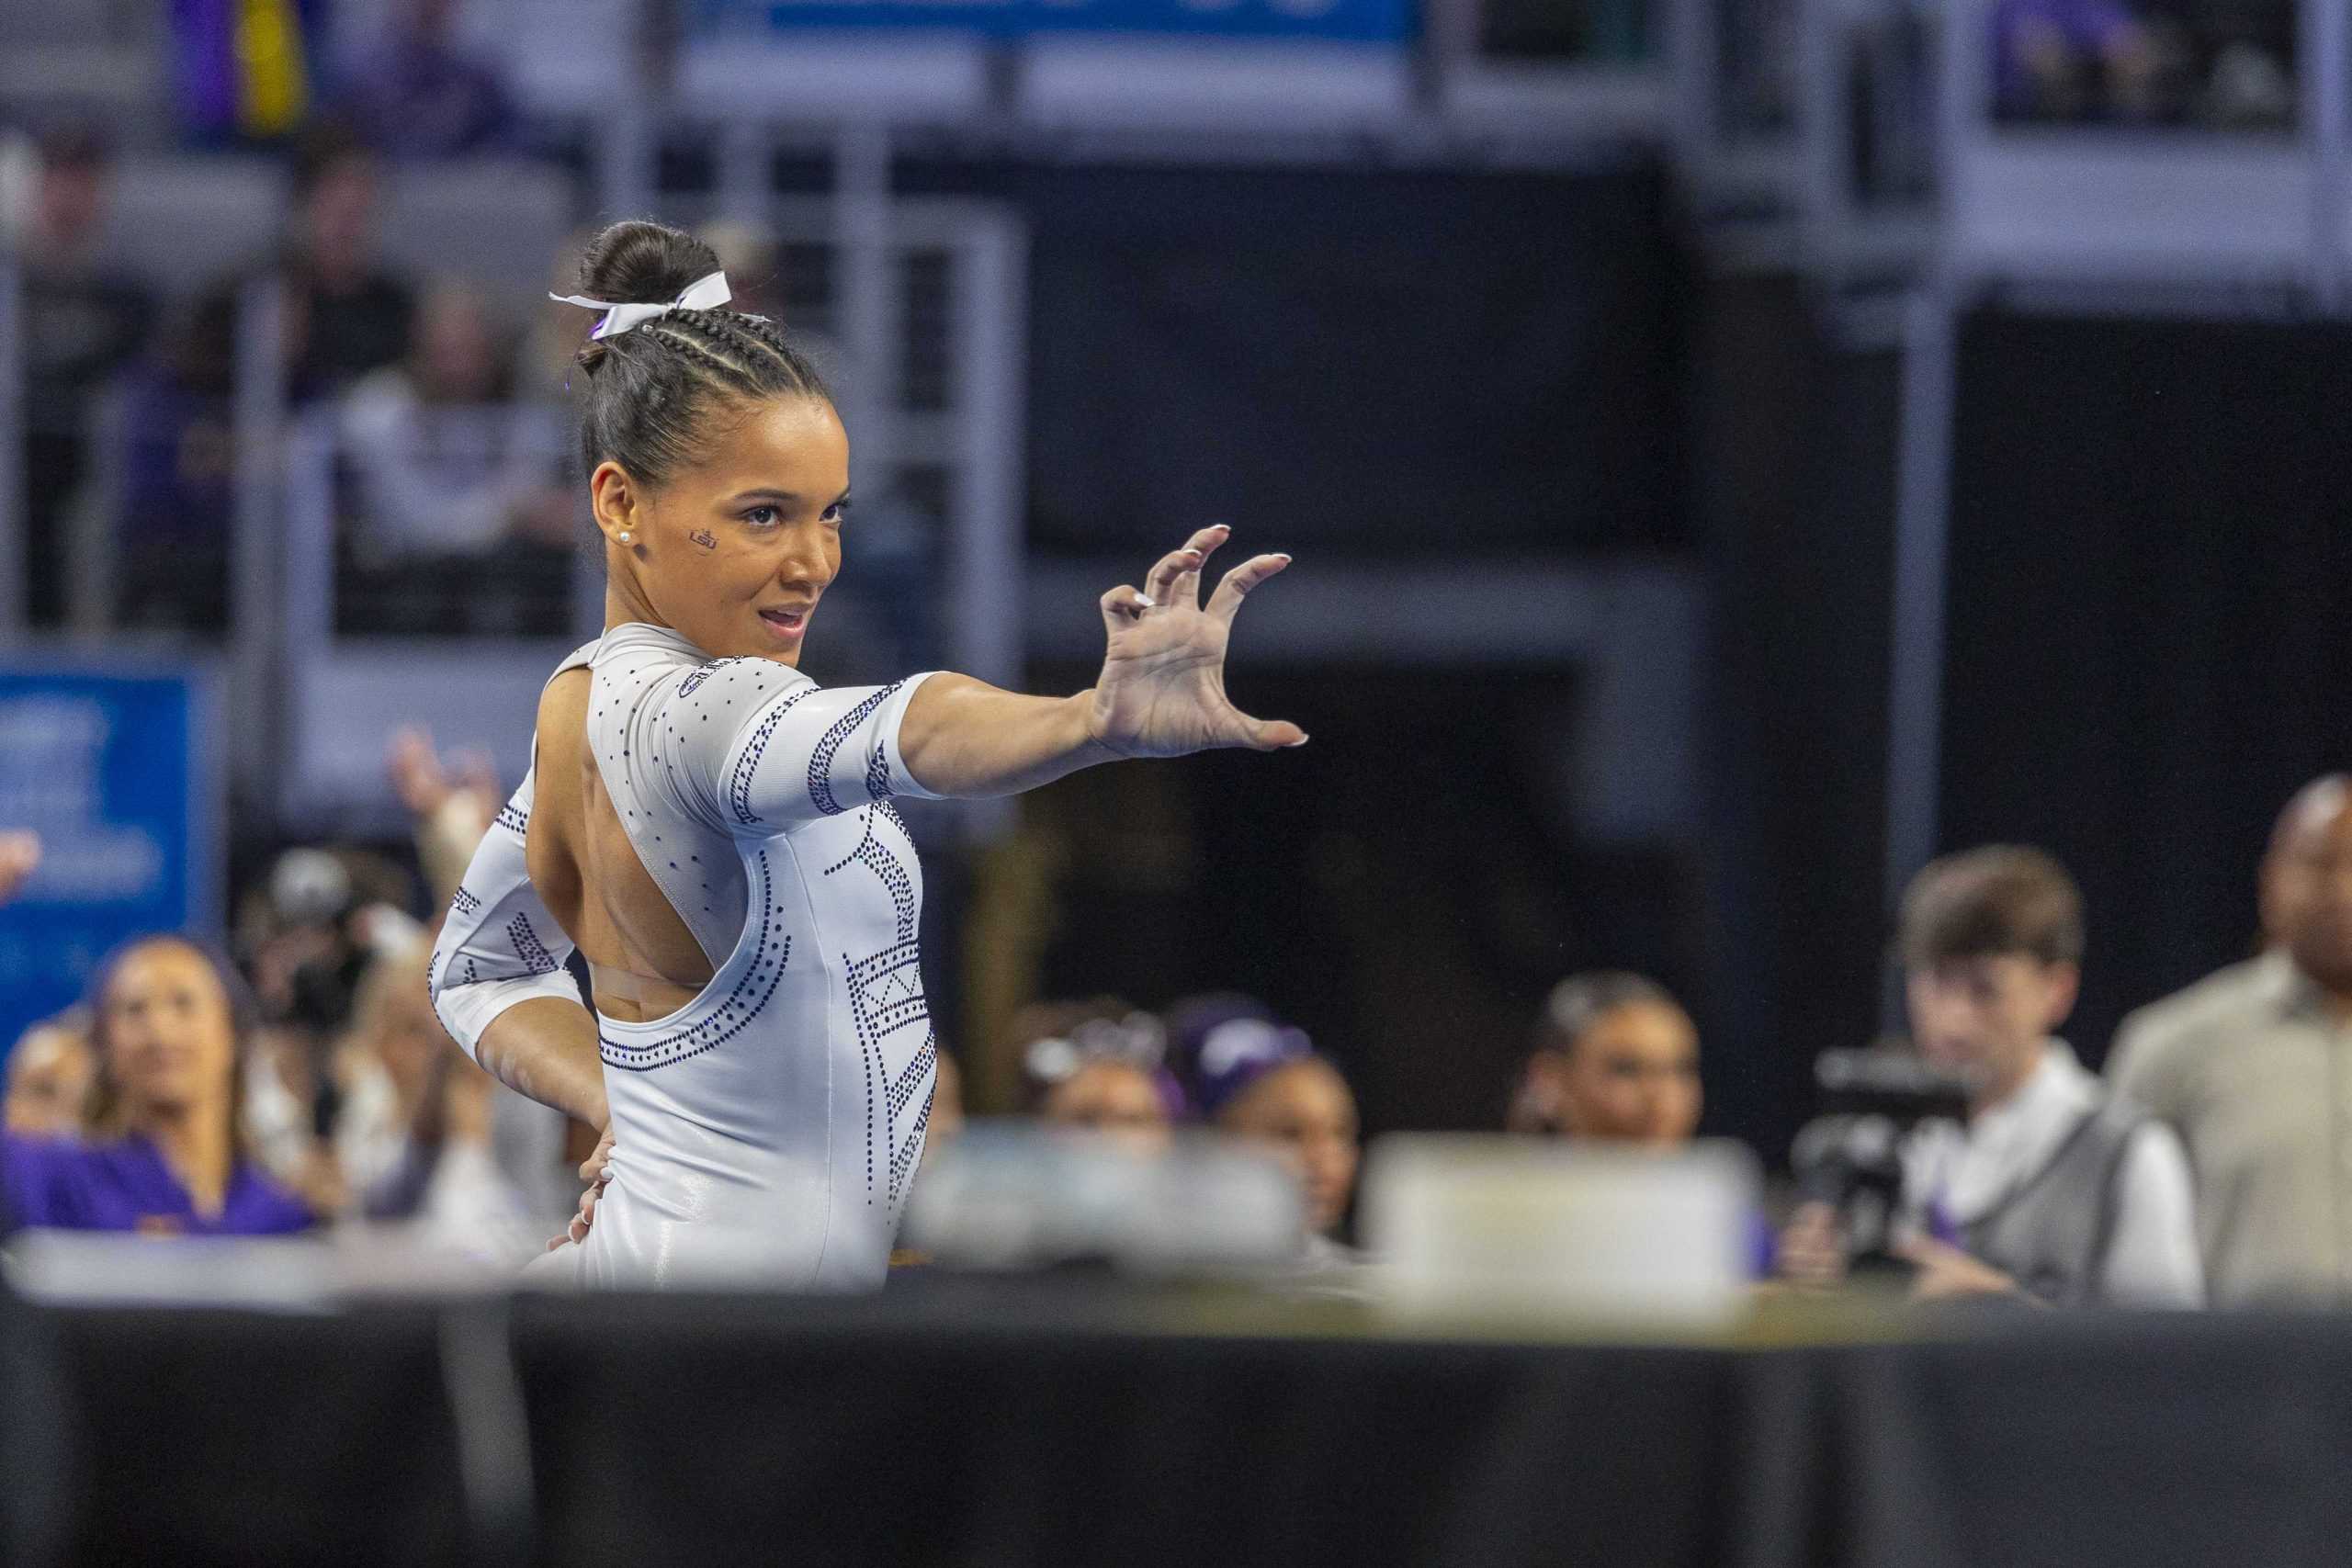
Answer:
[{"xmin": 3, "ymin": 1275, "xmax": 2346, "ymax": 1568}]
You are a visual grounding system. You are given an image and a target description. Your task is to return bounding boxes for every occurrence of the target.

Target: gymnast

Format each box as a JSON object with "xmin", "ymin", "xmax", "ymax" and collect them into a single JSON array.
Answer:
[{"xmin": 429, "ymin": 220, "xmax": 1302, "ymax": 1288}]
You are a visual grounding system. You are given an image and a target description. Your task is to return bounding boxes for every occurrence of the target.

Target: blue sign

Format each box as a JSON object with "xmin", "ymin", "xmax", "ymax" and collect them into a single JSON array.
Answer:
[
  {"xmin": 698, "ymin": 0, "xmax": 1411, "ymax": 42},
  {"xmin": 0, "ymin": 664, "xmax": 220, "ymax": 1046}
]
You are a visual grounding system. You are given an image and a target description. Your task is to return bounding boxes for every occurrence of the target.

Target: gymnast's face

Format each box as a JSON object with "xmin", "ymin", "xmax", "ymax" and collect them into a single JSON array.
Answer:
[{"xmin": 591, "ymin": 395, "xmax": 850, "ymax": 665}]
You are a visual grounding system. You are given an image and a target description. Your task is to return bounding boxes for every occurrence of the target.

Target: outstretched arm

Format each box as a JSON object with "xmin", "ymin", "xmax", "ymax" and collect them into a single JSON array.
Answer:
[{"xmin": 897, "ymin": 525, "xmax": 1304, "ymax": 798}]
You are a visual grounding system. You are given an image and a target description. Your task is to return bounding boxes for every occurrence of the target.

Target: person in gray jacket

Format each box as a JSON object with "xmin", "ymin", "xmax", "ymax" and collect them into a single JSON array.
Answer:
[{"xmin": 2109, "ymin": 776, "xmax": 2352, "ymax": 1305}]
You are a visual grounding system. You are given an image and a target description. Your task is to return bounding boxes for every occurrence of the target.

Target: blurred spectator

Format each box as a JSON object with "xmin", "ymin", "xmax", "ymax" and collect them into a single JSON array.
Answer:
[
  {"xmin": 514, "ymin": 227, "xmax": 600, "ymax": 403},
  {"xmin": 337, "ymin": 0, "xmax": 518, "ymax": 161},
  {"xmin": 330, "ymin": 940, "xmax": 539, "ymax": 1261},
  {"xmin": 237, "ymin": 846, "xmax": 423, "ymax": 1042},
  {"xmin": 200, "ymin": 121, "xmax": 413, "ymax": 400},
  {"xmin": 4, "ymin": 1015, "xmax": 94, "ymax": 1139},
  {"xmin": 700, "ymin": 220, "xmax": 786, "ymax": 325},
  {"xmin": 243, "ymin": 1020, "xmax": 350, "ymax": 1214},
  {"xmin": 339, "ymin": 277, "xmax": 571, "ymax": 562},
  {"xmin": 1195, "ymin": 1018, "xmax": 1362, "ymax": 1248},
  {"xmin": 10, "ymin": 128, "xmax": 154, "ymax": 626},
  {"xmin": 1506, "ymin": 972, "xmax": 1702, "ymax": 1146},
  {"xmin": 698, "ymin": 220, "xmax": 853, "ymax": 395},
  {"xmin": 1035, "ymin": 1061, "xmax": 1171, "ymax": 1152},
  {"xmin": 2109, "ymin": 776, "xmax": 2352, "ymax": 1304},
  {"xmin": 168, "ymin": 0, "xmax": 330, "ymax": 145},
  {"xmin": 114, "ymin": 294, "xmax": 241, "ymax": 631},
  {"xmin": 0, "ymin": 938, "xmax": 311, "ymax": 1235},
  {"xmin": 1022, "ymin": 1000, "xmax": 1175, "ymax": 1154},
  {"xmin": 387, "ymin": 726, "xmax": 500, "ymax": 904},
  {"xmin": 233, "ymin": 845, "xmax": 424, "ymax": 1201},
  {"xmin": 1992, "ymin": 0, "xmax": 2159, "ymax": 121},
  {"xmin": 1784, "ymin": 847, "xmax": 2200, "ymax": 1306},
  {"xmin": 2203, "ymin": 39, "xmax": 2293, "ymax": 126}
]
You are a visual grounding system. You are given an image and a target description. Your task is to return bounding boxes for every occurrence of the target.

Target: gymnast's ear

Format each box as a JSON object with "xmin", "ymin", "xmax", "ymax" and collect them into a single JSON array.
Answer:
[{"xmin": 589, "ymin": 461, "xmax": 644, "ymax": 549}]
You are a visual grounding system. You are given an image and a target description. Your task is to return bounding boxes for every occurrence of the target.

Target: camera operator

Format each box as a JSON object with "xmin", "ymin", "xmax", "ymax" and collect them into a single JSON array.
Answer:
[{"xmin": 1782, "ymin": 846, "xmax": 2201, "ymax": 1307}]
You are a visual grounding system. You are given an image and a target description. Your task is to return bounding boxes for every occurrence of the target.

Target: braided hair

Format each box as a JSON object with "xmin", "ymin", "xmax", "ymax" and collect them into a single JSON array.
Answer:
[{"xmin": 570, "ymin": 220, "xmax": 830, "ymax": 488}]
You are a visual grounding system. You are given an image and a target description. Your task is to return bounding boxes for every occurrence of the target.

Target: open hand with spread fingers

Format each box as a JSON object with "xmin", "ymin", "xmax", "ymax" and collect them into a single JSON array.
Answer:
[{"xmin": 1087, "ymin": 525, "xmax": 1306, "ymax": 760}]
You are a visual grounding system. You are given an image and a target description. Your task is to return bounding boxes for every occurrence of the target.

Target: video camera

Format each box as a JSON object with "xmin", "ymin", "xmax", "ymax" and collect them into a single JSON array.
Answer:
[{"xmin": 1789, "ymin": 1043, "xmax": 1973, "ymax": 1265}]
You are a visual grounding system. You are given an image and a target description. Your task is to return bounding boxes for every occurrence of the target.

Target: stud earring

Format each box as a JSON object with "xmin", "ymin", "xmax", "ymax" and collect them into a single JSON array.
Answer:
[{"xmin": 617, "ymin": 530, "xmax": 633, "ymax": 545}]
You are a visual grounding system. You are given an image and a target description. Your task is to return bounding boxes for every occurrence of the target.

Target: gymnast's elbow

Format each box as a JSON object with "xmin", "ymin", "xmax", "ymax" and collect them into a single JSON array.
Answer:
[{"xmin": 429, "ymin": 963, "xmax": 566, "ymax": 1070}]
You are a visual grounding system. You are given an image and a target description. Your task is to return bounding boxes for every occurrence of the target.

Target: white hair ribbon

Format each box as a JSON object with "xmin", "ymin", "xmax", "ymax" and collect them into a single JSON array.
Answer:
[{"xmin": 548, "ymin": 270, "xmax": 733, "ymax": 341}]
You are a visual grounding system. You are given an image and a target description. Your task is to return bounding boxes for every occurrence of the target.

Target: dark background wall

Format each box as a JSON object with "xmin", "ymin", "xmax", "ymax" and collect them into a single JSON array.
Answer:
[
  {"xmin": 1692, "ymin": 275, "xmax": 1902, "ymax": 1165},
  {"xmin": 926, "ymin": 159, "xmax": 1713, "ymax": 1139},
  {"xmin": 916, "ymin": 160, "xmax": 1695, "ymax": 555},
  {"xmin": 1940, "ymin": 310, "xmax": 2352, "ymax": 1067},
  {"xmin": 908, "ymin": 161, "xmax": 2352, "ymax": 1168}
]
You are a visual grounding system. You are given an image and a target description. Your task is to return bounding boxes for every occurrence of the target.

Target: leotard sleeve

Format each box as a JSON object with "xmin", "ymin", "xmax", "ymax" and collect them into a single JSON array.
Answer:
[
  {"xmin": 605, "ymin": 656, "xmax": 944, "ymax": 840},
  {"xmin": 427, "ymin": 767, "xmax": 587, "ymax": 1064}
]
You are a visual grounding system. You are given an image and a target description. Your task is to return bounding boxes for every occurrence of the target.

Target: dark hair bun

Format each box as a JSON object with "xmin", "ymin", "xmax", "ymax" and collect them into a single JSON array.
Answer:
[{"xmin": 572, "ymin": 220, "xmax": 722, "ymax": 374}]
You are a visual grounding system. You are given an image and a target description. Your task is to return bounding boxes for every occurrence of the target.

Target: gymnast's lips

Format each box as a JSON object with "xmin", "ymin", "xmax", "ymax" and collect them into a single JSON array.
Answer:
[{"xmin": 757, "ymin": 603, "xmax": 814, "ymax": 642}]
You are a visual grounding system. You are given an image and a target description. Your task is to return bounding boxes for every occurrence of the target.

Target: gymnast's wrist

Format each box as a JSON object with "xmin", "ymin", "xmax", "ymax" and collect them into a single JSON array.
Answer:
[{"xmin": 1072, "ymin": 689, "xmax": 1125, "ymax": 762}]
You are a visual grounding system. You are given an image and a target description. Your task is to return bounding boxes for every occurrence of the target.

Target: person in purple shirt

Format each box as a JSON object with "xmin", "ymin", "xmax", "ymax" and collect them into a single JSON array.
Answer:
[
  {"xmin": 1, "ymin": 937, "xmax": 312, "ymax": 1237},
  {"xmin": 336, "ymin": 0, "xmax": 517, "ymax": 161}
]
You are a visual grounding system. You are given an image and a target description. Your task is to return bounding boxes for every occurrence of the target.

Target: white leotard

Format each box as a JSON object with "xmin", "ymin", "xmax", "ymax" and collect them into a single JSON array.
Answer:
[{"xmin": 428, "ymin": 623, "xmax": 943, "ymax": 1290}]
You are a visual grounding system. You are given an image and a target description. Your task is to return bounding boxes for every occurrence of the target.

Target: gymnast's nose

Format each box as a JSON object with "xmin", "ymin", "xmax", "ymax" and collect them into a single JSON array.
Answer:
[{"xmin": 775, "ymin": 518, "xmax": 839, "ymax": 592}]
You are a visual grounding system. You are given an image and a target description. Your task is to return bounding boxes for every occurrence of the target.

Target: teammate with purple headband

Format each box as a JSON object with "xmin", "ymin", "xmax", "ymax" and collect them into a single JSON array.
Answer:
[{"xmin": 1180, "ymin": 999, "xmax": 1362, "ymax": 1247}]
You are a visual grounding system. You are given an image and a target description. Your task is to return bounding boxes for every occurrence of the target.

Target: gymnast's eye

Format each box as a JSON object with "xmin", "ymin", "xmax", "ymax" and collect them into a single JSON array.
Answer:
[
  {"xmin": 742, "ymin": 505, "xmax": 779, "ymax": 528},
  {"xmin": 821, "ymin": 500, "xmax": 849, "ymax": 526}
]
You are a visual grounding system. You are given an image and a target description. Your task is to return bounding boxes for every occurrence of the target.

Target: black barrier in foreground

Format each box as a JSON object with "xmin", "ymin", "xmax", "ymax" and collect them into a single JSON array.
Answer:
[
  {"xmin": 20, "ymin": 1280, "xmax": 2352, "ymax": 1568},
  {"xmin": 41, "ymin": 1305, "xmax": 468, "ymax": 1568},
  {"xmin": 0, "ymin": 1279, "xmax": 68, "ymax": 1566}
]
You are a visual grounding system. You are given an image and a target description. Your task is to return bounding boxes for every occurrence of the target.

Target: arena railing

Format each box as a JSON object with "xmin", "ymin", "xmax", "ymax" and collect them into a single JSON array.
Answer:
[{"xmin": 1666, "ymin": 0, "xmax": 1939, "ymax": 319}]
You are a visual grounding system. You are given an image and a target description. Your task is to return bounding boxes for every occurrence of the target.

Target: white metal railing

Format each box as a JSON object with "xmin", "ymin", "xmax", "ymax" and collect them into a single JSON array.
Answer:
[{"xmin": 229, "ymin": 277, "xmax": 289, "ymax": 808}]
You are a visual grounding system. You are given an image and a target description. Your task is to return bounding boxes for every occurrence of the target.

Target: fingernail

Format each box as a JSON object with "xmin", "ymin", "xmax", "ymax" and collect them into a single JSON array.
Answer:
[
  {"xmin": 1273, "ymin": 554, "xmax": 1293, "ymax": 562},
  {"xmin": 1135, "ymin": 593, "xmax": 1156, "ymax": 607},
  {"xmin": 1285, "ymin": 735, "xmax": 1310, "ymax": 747}
]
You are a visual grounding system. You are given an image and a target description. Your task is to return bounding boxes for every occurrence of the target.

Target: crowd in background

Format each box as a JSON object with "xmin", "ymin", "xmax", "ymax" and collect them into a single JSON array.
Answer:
[
  {"xmin": 0, "ymin": 0, "xmax": 2320, "ymax": 639},
  {"xmin": 0, "ymin": 709, "xmax": 1713, "ymax": 1277},
  {"xmin": 1992, "ymin": 0, "xmax": 2296, "ymax": 125},
  {"xmin": 6, "ymin": 0, "xmax": 611, "ymax": 637},
  {"xmin": 3, "ymin": 0, "xmax": 2349, "ymax": 1306},
  {"xmin": 0, "ymin": 752, "xmax": 2341, "ymax": 1312},
  {"xmin": 10, "ymin": 764, "xmax": 2352, "ymax": 1311}
]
